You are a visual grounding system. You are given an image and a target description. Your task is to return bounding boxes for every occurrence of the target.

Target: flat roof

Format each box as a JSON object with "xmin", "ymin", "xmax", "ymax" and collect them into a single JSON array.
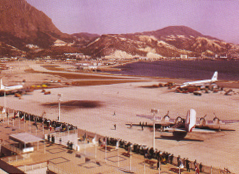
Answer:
[
  {"xmin": 0, "ymin": 160, "xmax": 25, "ymax": 174},
  {"xmin": 10, "ymin": 133, "xmax": 43, "ymax": 144}
]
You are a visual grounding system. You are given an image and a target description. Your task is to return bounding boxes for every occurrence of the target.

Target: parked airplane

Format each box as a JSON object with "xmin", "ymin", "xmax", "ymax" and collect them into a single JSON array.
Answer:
[
  {"xmin": 0, "ymin": 79, "xmax": 24, "ymax": 95},
  {"xmin": 126, "ymin": 109, "xmax": 239, "ymax": 140},
  {"xmin": 180, "ymin": 71, "xmax": 218, "ymax": 88}
]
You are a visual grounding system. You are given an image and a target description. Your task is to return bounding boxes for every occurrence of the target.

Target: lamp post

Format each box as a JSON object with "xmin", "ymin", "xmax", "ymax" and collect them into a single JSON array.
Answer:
[
  {"xmin": 151, "ymin": 109, "xmax": 159, "ymax": 151},
  {"xmin": 4, "ymin": 90, "xmax": 6, "ymax": 124},
  {"xmin": 4, "ymin": 90, "xmax": 9, "ymax": 127},
  {"xmin": 58, "ymin": 94, "xmax": 62, "ymax": 122}
]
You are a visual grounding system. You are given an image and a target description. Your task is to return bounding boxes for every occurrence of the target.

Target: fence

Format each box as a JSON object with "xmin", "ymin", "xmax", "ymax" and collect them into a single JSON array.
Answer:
[
  {"xmin": 18, "ymin": 162, "xmax": 47, "ymax": 173},
  {"xmin": 44, "ymin": 130, "xmax": 78, "ymax": 149},
  {"xmin": 1, "ymin": 142, "xmax": 22, "ymax": 155},
  {"xmin": 0, "ymin": 154, "xmax": 27, "ymax": 163},
  {"xmin": 170, "ymin": 156, "xmax": 226, "ymax": 174},
  {"xmin": 47, "ymin": 161, "xmax": 71, "ymax": 174},
  {"xmin": 77, "ymin": 129, "xmax": 234, "ymax": 174}
]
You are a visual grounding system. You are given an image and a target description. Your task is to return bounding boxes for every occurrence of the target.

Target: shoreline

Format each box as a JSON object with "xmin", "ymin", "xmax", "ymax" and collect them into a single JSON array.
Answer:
[{"xmin": 103, "ymin": 59, "xmax": 239, "ymax": 83}]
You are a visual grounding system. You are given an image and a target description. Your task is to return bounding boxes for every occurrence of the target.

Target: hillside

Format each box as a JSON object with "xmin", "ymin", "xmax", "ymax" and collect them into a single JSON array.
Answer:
[
  {"xmin": 0, "ymin": 0, "xmax": 72, "ymax": 50},
  {"xmin": 0, "ymin": 0, "xmax": 238, "ymax": 59},
  {"xmin": 78, "ymin": 26, "xmax": 239, "ymax": 58}
]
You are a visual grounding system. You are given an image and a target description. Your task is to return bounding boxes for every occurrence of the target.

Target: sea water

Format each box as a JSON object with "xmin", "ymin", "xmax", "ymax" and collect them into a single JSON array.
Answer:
[{"xmin": 108, "ymin": 60, "xmax": 239, "ymax": 81}]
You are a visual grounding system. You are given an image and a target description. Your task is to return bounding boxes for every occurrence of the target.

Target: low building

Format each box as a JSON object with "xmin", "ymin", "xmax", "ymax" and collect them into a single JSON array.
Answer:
[
  {"xmin": 180, "ymin": 54, "xmax": 188, "ymax": 59},
  {"xmin": 220, "ymin": 54, "xmax": 227, "ymax": 59},
  {"xmin": 54, "ymin": 39, "xmax": 67, "ymax": 47}
]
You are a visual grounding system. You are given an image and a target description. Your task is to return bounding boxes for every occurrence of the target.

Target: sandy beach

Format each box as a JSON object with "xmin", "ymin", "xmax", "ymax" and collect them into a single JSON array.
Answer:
[{"xmin": 0, "ymin": 61, "xmax": 239, "ymax": 173}]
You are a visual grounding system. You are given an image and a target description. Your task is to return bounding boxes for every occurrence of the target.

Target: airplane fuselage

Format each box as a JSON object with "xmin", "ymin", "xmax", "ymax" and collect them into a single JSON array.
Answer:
[
  {"xmin": 180, "ymin": 71, "xmax": 218, "ymax": 88},
  {"xmin": 3, "ymin": 85, "xmax": 23, "ymax": 91},
  {"xmin": 0, "ymin": 79, "xmax": 24, "ymax": 96},
  {"xmin": 181, "ymin": 79, "xmax": 215, "ymax": 88}
]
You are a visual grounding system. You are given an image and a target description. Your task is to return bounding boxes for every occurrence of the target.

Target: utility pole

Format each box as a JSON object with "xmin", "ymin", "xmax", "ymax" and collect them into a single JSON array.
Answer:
[
  {"xmin": 58, "ymin": 94, "xmax": 62, "ymax": 122},
  {"xmin": 151, "ymin": 109, "xmax": 159, "ymax": 150}
]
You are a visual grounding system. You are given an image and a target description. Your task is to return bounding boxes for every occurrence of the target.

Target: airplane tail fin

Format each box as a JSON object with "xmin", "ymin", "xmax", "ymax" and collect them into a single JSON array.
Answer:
[
  {"xmin": 185, "ymin": 109, "xmax": 196, "ymax": 132},
  {"xmin": 211, "ymin": 71, "xmax": 218, "ymax": 82},
  {"xmin": 0, "ymin": 79, "xmax": 4, "ymax": 90}
]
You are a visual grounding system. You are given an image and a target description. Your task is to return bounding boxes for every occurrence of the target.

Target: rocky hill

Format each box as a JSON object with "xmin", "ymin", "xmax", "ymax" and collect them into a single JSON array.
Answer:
[
  {"xmin": 0, "ymin": 41, "xmax": 25, "ymax": 57},
  {"xmin": 79, "ymin": 26, "xmax": 239, "ymax": 58},
  {"xmin": 0, "ymin": 0, "xmax": 238, "ymax": 59},
  {"xmin": 72, "ymin": 33, "xmax": 100, "ymax": 48},
  {"xmin": 0, "ymin": 0, "xmax": 72, "ymax": 51}
]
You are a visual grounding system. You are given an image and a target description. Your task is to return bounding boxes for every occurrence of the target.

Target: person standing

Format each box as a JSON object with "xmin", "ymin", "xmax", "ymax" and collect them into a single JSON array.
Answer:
[
  {"xmin": 47, "ymin": 134, "xmax": 50, "ymax": 142},
  {"xmin": 59, "ymin": 138, "xmax": 62, "ymax": 145},
  {"xmin": 177, "ymin": 155, "xmax": 181, "ymax": 167},
  {"xmin": 51, "ymin": 135, "xmax": 55, "ymax": 144},
  {"xmin": 157, "ymin": 156, "xmax": 160, "ymax": 170},
  {"xmin": 199, "ymin": 163, "xmax": 202, "ymax": 172},
  {"xmin": 195, "ymin": 165, "xmax": 199, "ymax": 174},
  {"xmin": 170, "ymin": 154, "xmax": 174, "ymax": 164},
  {"xmin": 186, "ymin": 158, "xmax": 190, "ymax": 172}
]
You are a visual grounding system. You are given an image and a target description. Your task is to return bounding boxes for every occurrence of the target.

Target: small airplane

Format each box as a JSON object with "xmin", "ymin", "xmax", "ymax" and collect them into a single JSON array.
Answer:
[
  {"xmin": 180, "ymin": 71, "xmax": 218, "ymax": 88},
  {"xmin": 126, "ymin": 109, "xmax": 239, "ymax": 140},
  {"xmin": 0, "ymin": 79, "xmax": 24, "ymax": 96}
]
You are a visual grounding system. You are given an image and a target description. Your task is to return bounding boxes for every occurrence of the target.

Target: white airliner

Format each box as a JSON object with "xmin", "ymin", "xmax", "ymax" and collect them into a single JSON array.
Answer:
[
  {"xmin": 0, "ymin": 79, "xmax": 23, "ymax": 95},
  {"xmin": 180, "ymin": 71, "xmax": 218, "ymax": 88}
]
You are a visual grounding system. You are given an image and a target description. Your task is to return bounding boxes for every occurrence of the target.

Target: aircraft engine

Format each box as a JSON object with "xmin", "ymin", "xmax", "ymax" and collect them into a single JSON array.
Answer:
[
  {"xmin": 211, "ymin": 116, "xmax": 221, "ymax": 130},
  {"xmin": 163, "ymin": 115, "xmax": 170, "ymax": 122},
  {"xmin": 213, "ymin": 117, "xmax": 220, "ymax": 124},
  {"xmin": 175, "ymin": 116, "xmax": 183, "ymax": 123},
  {"xmin": 199, "ymin": 117, "xmax": 206, "ymax": 126}
]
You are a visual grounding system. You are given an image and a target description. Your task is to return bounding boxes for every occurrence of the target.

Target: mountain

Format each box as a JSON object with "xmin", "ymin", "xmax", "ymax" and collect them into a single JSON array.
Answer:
[
  {"xmin": 72, "ymin": 33, "xmax": 100, "ymax": 47},
  {"xmin": 0, "ymin": 0, "xmax": 72, "ymax": 50},
  {"xmin": 0, "ymin": 0, "xmax": 238, "ymax": 59},
  {"xmin": 0, "ymin": 41, "xmax": 25, "ymax": 57},
  {"xmin": 80, "ymin": 26, "xmax": 239, "ymax": 58},
  {"xmin": 142, "ymin": 26, "xmax": 204, "ymax": 39}
]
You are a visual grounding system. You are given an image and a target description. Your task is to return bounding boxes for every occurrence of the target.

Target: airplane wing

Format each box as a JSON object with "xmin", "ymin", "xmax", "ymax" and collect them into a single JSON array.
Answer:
[
  {"xmin": 164, "ymin": 127, "xmax": 186, "ymax": 132},
  {"xmin": 156, "ymin": 122, "xmax": 175, "ymax": 127},
  {"xmin": 212, "ymin": 120, "xmax": 239, "ymax": 124},
  {"xmin": 164, "ymin": 127, "xmax": 216, "ymax": 133},
  {"xmin": 136, "ymin": 114, "xmax": 162, "ymax": 121},
  {"xmin": 195, "ymin": 119, "xmax": 239, "ymax": 131},
  {"xmin": 125, "ymin": 123, "xmax": 154, "ymax": 127},
  {"xmin": 191, "ymin": 128, "xmax": 216, "ymax": 133},
  {"xmin": 136, "ymin": 114, "xmax": 176, "ymax": 122}
]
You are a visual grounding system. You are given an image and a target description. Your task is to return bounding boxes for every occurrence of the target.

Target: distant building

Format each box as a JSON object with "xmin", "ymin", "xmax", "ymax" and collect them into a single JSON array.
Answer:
[
  {"xmin": 180, "ymin": 54, "xmax": 188, "ymax": 59},
  {"xmin": 54, "ymin": 39, "xmax": 67, "ymax": 47},
  {"xmin": 77, "ymin": 63, "xmax": 97, "ymax": 71},
  {"xmin": 26, "ymin": 44, "xmax": 39, "ymax": 49},
  {"xmin": 64, "ymin": 53, "xmax": 84, "ymax": 59},
  {"xmin": 220, "ymin": 54, "xmax": 227, "ymax": 59}
]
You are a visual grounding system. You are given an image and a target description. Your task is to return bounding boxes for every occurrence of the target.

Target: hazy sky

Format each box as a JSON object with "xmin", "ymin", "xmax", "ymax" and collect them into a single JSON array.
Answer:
[{"xmin": 26, "ymin": 0, "xmax": 239, "ymax": 44}]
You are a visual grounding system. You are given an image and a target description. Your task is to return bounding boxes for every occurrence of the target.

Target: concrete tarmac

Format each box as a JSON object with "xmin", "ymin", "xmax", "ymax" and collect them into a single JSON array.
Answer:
[{"xmin": 0, "ymin": 61, "xmax": 238, "ymax": 173}]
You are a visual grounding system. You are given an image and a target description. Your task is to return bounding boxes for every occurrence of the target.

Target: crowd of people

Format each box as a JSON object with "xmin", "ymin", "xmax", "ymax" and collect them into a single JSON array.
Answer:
[
  {"xmin": 98, "ymin": 136, "xmax": 204, "ymax": 172},
  {"xmin": 15, "ymin": 110, "xmax": 78, "ymax": 132}
]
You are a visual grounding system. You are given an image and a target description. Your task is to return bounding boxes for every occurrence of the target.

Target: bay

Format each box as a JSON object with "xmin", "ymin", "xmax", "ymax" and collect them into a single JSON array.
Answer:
[{"xmin": 108, "ymin": 60, "xmax": 239, "ymax": 81}]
